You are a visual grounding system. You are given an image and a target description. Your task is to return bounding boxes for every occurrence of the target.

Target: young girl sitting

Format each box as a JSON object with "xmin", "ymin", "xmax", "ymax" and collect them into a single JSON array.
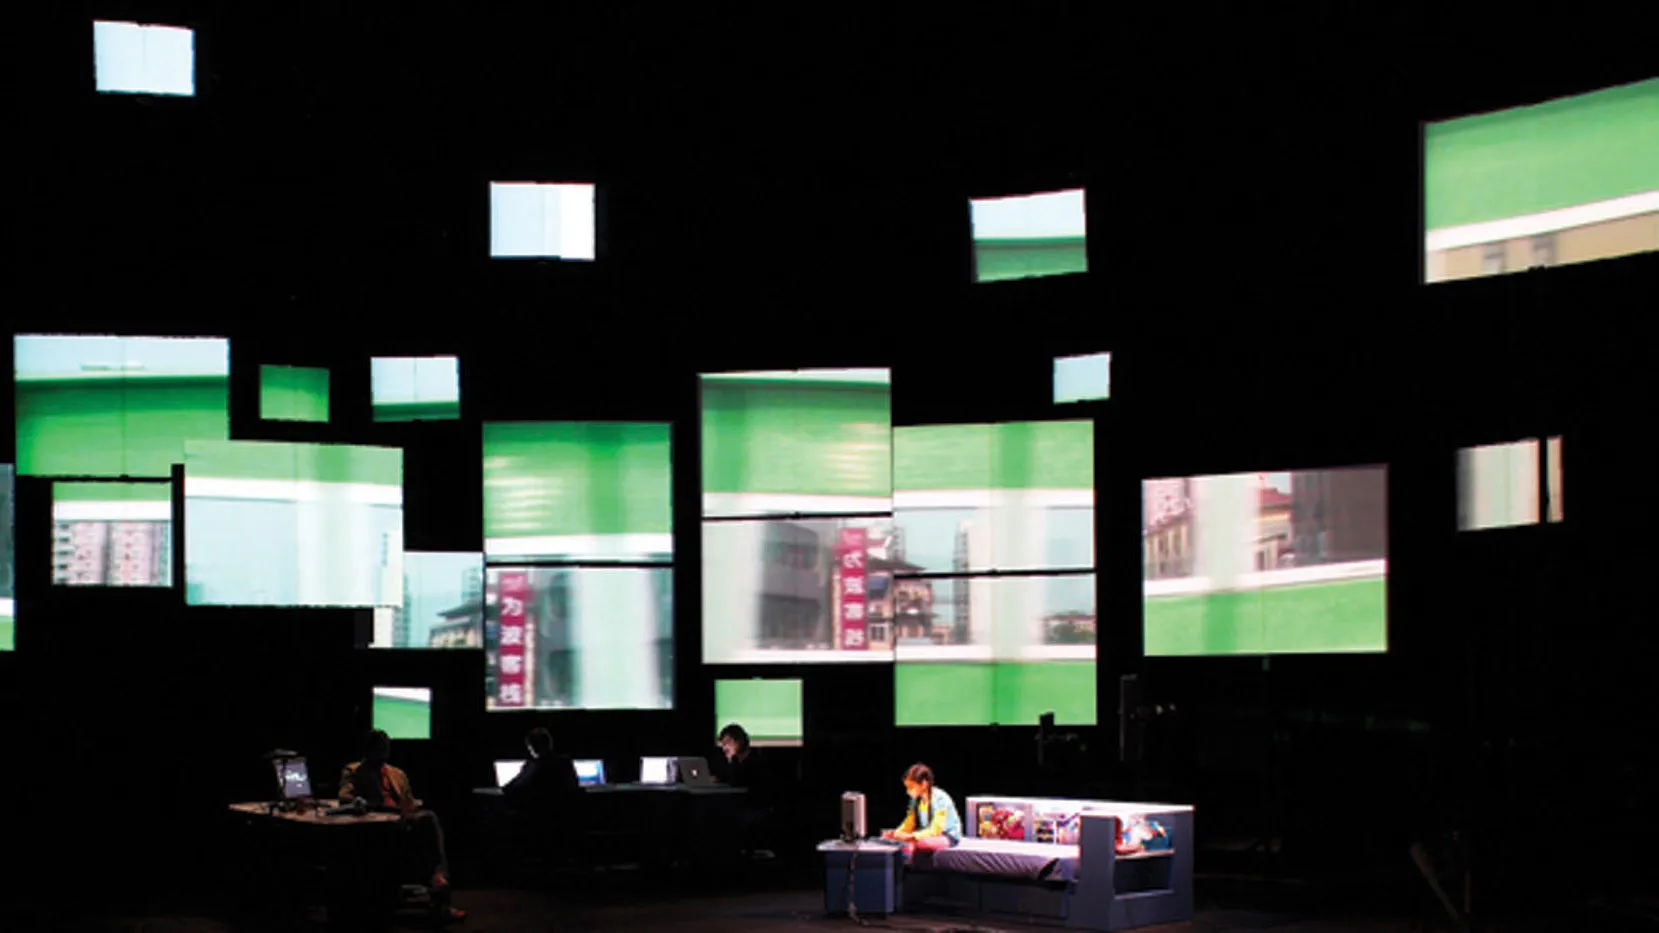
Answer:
[{"xmin": 881, "ymin": 763, "xmax": 962, "ymax": 852}]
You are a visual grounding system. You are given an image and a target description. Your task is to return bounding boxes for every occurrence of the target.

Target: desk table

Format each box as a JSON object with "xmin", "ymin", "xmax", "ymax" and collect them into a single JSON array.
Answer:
[{"xmin": 227, "ymin": 800, "xmax": 409, "ymax": 927}]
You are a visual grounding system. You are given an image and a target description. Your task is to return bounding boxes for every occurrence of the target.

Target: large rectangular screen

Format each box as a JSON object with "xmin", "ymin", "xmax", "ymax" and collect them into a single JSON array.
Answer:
[
  {"xmin": 52, "ymin": 481, "xmax": 173, "ymax": 587},
  {"xmin": 700, "ymin": 369, "xmax": 892, "ymax": 518},
  {"xmin": 1424, "ymin": 77, "xmax": 1659, "ymax": 283},
  {"xmin": 483, "ymin": 422, "xmax": 672, "ymax": 563},
  {"xmin": 702, "ymin": 517, "xmax": 905, "ymax": 663},
  {"xmin": 894, "ymin": 573, "xmax": 1097, "ymax": 726},
  {"xmin": 1142, "ymin": 467, "xmax": 1388, "ymax": 656},
  {"xmin": 893, "ymin": 421, "xmax": 1094, "ymax": 574},
  {"xmin": 971, "ymin": 189, "xmax": 1088, "ymax": 283},
  {"xmin": 715, "ymin": 679, "xmax": 804, "ymax": 747},
  {"xmin": 1456, "ymin": 436, "xmax": 1563, "ymax": 530},
  {"xmin": 371, "ymin": 356, "xmax": 460, "ymax": 422},
  {"xmin": 485, "ymin": 566, "xmax": 673, "ymax": 711},
  {"xmin": 372, "ymin": 552, "xmax": 484, "ymax": 648},
  {"xmin": 15, "ymin": 335, "xmax": 229, "ymax": 478},
  {"xmin": 184, "ymin": 441, "xmax": 403, "ymax": 607}
]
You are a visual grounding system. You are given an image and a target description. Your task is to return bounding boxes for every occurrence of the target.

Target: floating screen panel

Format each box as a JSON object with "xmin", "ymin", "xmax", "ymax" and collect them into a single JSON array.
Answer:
[
  {"xmin": 699, "ymin": 369, "xmax": 892, "ymax": 518},
  {"xmin": 370, "ymin": 356, "xmax": 460, "ymax": 422},
  {"xmin": 373, "ymin": 687, "xmax": 432, "ymax": 740},
  {"xmin": 52, "ymin": 482, "xmax": 173, "ymax": 587},
  {"xmin": 1142, "ymin": 466, "xmax": 1388, "ymax": 656},
  {"xmin": 183, "ymin": 440, "xmax": 403, "ymax": 607},
  {"xmin": 971, "ymin": 189, "xmax": 1088, "ymax": 283},
  {"xmin": 15, "ymin": 335, "xmax": 230, "ymax": 478},
  {"xmin": 893, "ymin": 421, "xmax": 1094, "ymax": 575},
  {"xmin": 701, "ymin": 516, "xmax": 903, "ymax": 664},
  {"xmin": 489, "ymin": 182, "xmax": 597, "ymax": 260},
  {"xmin": 1424, "ymin": 77, "xmax": 1659, "ymax": 283},
  {"xmin": 372, "ymin": 552, "xmax": 484, "ymax": 648},
  {"xmin": 485, "ymin": 566, "xmax": 673, "ymax": 711},
  {"xmin": 260, "ymin": 365, "xmax": 330, "ymax": 423},
  {"xmin": 0, "ymin": 465, "xmax": 12, "ymax": 651},
  {"xmin": 1053, "ymin": 352, "xmax": 1111, "ymax": 404},
  {"xmin": 715, "ymin": 679, "xmax": 804, "ymax": 747},
  {"xmin": 94, "ymin": 21, "xmax": 195, "ymax": 97},
  {"xmin": 482, "ymin": 422, "xmax": 672, "ymax": 564},
  {"xmin": 1456, "ymin": 440, "xmax": 1540, "ymax": 531}
]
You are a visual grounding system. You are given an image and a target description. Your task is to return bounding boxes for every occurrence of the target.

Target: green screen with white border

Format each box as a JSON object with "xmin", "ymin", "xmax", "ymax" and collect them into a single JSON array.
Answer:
[
  {"xmin": 971, "ymin": 189, "xmax": 1088, "ymax": 283},
  {"xmin": 371, "ymin": 356, "xmax": 460, "ymax": 422},
  {"xmin": 260, "ymin": 364, "xmax": 330, "ymax": 423},
  {"xmin": 373, "ymin": 687, "xmax": 432, "ymax": 740},
  {"xmin": 52, "ymin": 481, "xmax": 173, "ymax": 587},
  {"xmin": 715, "ymin": 679, "xmax": 803, "ymax": 746}
]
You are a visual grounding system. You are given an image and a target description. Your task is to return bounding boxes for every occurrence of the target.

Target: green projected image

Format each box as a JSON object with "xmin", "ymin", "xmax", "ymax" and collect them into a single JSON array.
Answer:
[
  {"xmin": 1054, "ymin": 352, "xmax": 1111, "ymax": 404},
  {"xmin": 1142, "ymin": 467, "xmax": 1388, "ymax": 656},
  {"xmin": 1, "ymin": 465, "xmax": 13, "ymax": 651},
  {"xmin": 895, "ymin": 662, "xmax": 1096, "ymax": 727},
  {"xmin": 893, "ymin": 421, "xmax": 1094, "ymax": 575},
  {"xmin": 260, "ymin": 365, "xmax": 330, "ymax": 422},
  {"xmin": 15, "ymin": 335, "xmax": 230, "ymax": 478},
  {"xmin": 971, "ymin": 189, "xmax": 1088, "ymax": 283},
  {"xmin": 715, "ymin": 679, "xmax": 803, "ymax": 747},
  {"xmin": 52, "ymin": 482, "xmax": 173, "ymax": 587},
  {"xmin": 373, "ymin": 687, "xmax": 432, "ymax": 740},
  {"xmin": 371, "ymin": 356, "xmax": 460, "ymax": 422},
  {"xmin": 483, "ymin": 422, "xmax": 672, "ymax": 564},
  {"xmin": 1424, "ymin": 77, "xmax": 1659, "ymax": 283},
  {"xmin": 485, "ymin": 566, "xmax": 674, "ymax": 711},
  {"xmin": 700, "ymin": 369, "xmax": 892, "ymax": 518},
  {"xmin": 183, "ymin": 440, "xmax": 404, "ymax": 608},
  {"xmin": 373, "ymin": 552, "xmax": 484, "ymax": 649}
]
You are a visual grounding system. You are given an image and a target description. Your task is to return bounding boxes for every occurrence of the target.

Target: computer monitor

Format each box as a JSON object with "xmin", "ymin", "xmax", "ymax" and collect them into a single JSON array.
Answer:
[
  {"xmin": 639, "ymin": 756, "xmax": 673, "ymax": 784},
  {"xmin": 574, "ymin": 759, "xmax": 606, "ymax": 787},
  {"xmin": 494, "ymin": 759, "xmax": 526, "ymax": 787},
  {"xmin": 275, "ymin": 758, "xmax": 312, "ymax": 799},
  {"xmin": 675, "ymin": 756, "xmax": 714, "ymax": 786}
]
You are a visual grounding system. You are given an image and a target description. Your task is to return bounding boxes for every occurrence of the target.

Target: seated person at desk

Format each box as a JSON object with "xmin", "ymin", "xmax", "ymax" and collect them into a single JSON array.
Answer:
[
  {"xmin": 502, "ymin": 727, "xmax": 579, "ymax": 817},
  {"xmin": 715, "ymin": 723, "xmax": 774, "ymax": 854},
  {"xmin": 881, "ymin": 763, "xmax": 961, "ymax": 851},
  {"xmin": 340, "ymin": 729, "xmax": 466, "ymax": 924}
]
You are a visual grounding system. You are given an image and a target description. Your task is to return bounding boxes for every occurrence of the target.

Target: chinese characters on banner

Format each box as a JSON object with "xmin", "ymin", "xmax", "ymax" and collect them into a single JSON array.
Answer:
[
  {"xmin": 497, "ymin": 571, "xmax": 529, "ymax": 708},
  {"xmin": 837, "ymin": 527, "xmax": 868, "ymax": 650}
]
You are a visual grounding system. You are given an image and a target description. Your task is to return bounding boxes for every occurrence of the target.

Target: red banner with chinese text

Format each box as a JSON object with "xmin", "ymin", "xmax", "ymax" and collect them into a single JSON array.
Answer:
[
  {"xmin": 497, "ymin": 571, "xmax": 529, "ymax": 708},
  {"xmin": 837, "ymin": 527, "xmax": 868, "ymax": 650}
]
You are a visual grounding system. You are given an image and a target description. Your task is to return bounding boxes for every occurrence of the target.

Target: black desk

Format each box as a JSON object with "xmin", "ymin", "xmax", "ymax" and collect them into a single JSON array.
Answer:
[{"xmin": 227, "ymin": 800, "xmax": 407, "ymax": 928}]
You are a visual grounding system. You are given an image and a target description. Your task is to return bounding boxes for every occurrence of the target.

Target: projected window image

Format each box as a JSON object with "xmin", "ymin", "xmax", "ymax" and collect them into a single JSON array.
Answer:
[
  {"xmin": 1142, "ymin": 466, "xmax": 1388, "ymax": 656},
  {"xmin": 703, "ymin": 517, "xmax": 911, "ymax": 664},
  {"xmin": 1457, "ymin": 436, "xmax": 1564, "ymax": 531},
  {"xmin": 489, "ymin": 182, "xmax": 597, "ymax": 260},
  {"xmin": 372, "ymin": 552, "xmax": 484, "ymax": 649},
  {"xmin": 1, "ymin": 466, "xmax": 13, "ymax": 652},
  {"xmin": 260, "ymin": 365, "xmax": 330, "ymax": 423},
  {"xmin": 893, "ymin": 421, "xmax": 1094, "ymax": 575},
  {"xmin": 483, "ymin": 422, "xmax": 672, "ymax": 564},
  {"xmin": 1424, "ymin": 77, "xmax": 1659, "ymax": 283},
  {"xmin": 715, "ymin": 679, "xmax": 803, "ymax": 747},
  {"xmin": 94, "ymin": 21, "xmax": 195, "ymax": 97},
  {"xmin": 52, "ymin": 482, "xmax": 172, "ymax": 587},
  {"xmin": 183, "ymin": 441, "xmax": 403, "ymax": 608},
  {"xmin": 700, "ymin": 369, "xmax": 892, "ymax": 518},
  {"xmin": 373, "ymin": 687, "xmax": 432, "ymax": 740},
  {"xmin": 485, "ymin": 566, "xmax": 673, "ymax": 711},
  {"xmin": 370, "ymin": 356, "xmax": 460, "ymax": 422},
  {"xmin": 1054, "ymin": 352, "xmax": 1111, "ymax": 404},
  {"xmin": 971, "ymin": 189, "xmax": 1088, "ymax": 283},
  {"xmin": 15, "ymin": 335, "xmax": 230, "ymax": 478}
]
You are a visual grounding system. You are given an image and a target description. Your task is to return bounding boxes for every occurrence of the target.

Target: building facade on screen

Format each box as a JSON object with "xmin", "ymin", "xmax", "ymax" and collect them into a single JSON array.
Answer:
[{"xmin": 1424, "ymin": 77, "xmax": 1659, "ymax": 282}]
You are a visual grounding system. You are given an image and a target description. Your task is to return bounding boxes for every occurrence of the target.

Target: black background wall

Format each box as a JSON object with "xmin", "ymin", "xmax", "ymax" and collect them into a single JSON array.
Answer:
[{"xmin": 0, "ymin": 1, "xmax": 1654, "ymax": 919}]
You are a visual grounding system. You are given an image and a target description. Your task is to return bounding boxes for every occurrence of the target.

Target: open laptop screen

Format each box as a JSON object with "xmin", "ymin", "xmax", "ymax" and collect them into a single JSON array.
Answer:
[
  {"xmin": 276, "ymin": 758, "xmax": 312, "ymax": 799},
  {"xmin": 639, "ymin": 756, "xmax": 672, "ymax": 784},
  {"xmin": 494, "ymin": 759, "xmax": 526, "ymax": 787},
  {"xmin": 574, "ymin": 759, "xmax": 606, "ymax": 786}
]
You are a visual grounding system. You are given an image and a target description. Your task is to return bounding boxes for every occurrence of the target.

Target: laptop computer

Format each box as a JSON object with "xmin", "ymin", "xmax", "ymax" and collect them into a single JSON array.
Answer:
[
  {"xmin": 639, "ymin": 756, "xmax": 673, "ymax": 785},
  {"xmin": 574, "ymin": 758, "xmax": 606, "ymax": 787},
  {"xmin": 275, "ymin": 758, "xmax": 313, "ymax": 799},
  {"xmin": 675, "ymin": 756, "xmax": 715, "ymax": 786},
  {"xmin": 494, "ymin": 759, "xmax": 527, "ymax": 787}
]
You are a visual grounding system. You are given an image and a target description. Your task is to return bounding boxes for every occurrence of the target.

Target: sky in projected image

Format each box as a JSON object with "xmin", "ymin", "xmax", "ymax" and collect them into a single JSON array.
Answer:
[{"xmin": 371, "ymin": 356, "xmax": 460, "ymax": 422}]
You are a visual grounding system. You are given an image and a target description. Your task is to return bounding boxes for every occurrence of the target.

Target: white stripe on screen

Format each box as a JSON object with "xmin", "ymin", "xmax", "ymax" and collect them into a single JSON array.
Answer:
[
  {"xmin": 1425, "ymin": 190, "xmax": 1659, "ymax": 252},
  {"xmin": 1143, "ymin": 558, "xmax": 1387, "ymax": 598},
  {"xmin": 185, "ymin": 478, "xmax": 402, "ymax": 505}
]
